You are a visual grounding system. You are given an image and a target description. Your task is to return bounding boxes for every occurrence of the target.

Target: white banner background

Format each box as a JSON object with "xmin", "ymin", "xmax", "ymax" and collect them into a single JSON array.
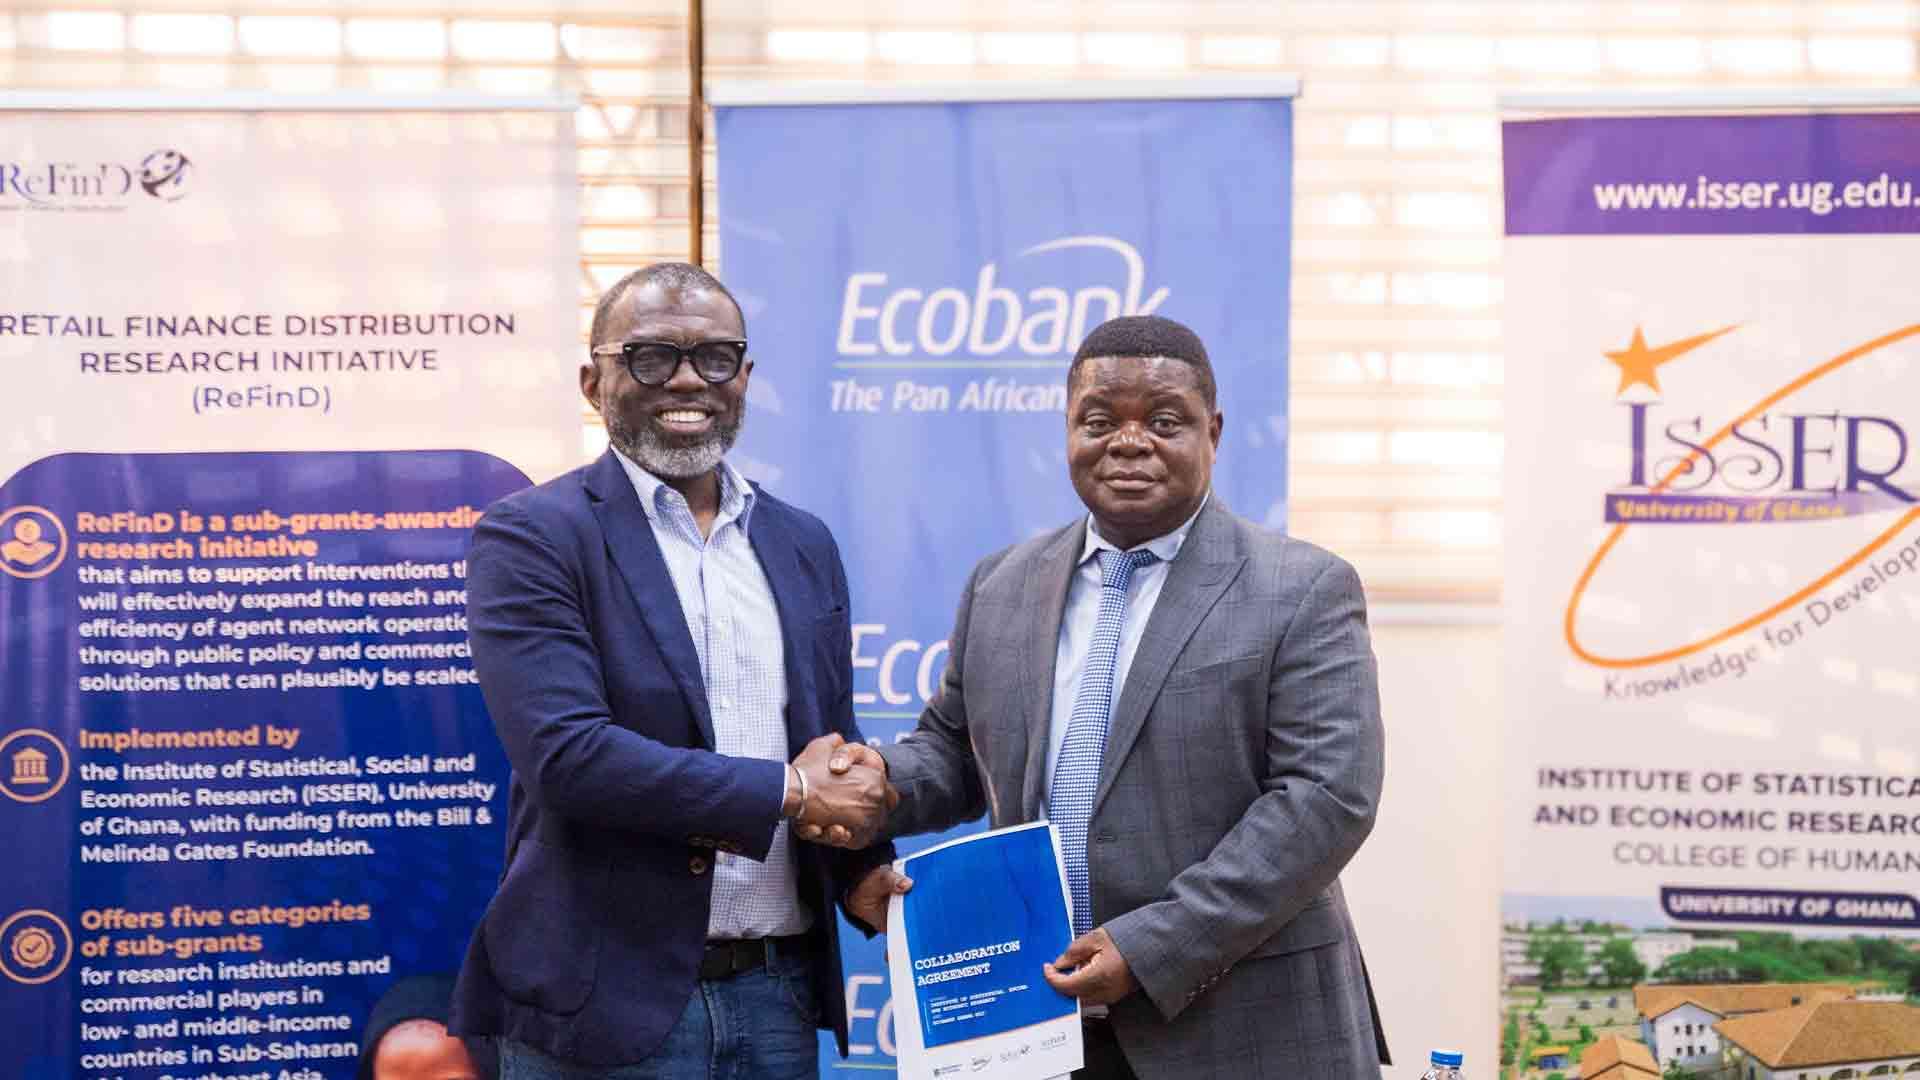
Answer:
[
  {"xmin": 0, "ymin": 100, "xmax": 579, "ymax": 479},
  {"xmin": 1501, "ymin": 103, "xmax": 1920, "ymax": 1076}
]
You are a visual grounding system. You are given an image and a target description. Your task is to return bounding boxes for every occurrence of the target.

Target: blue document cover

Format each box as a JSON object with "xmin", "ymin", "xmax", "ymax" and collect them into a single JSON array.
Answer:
[{"xmin": 887, "ymin": 822, "xmax": 1081, "ymax": 1079}]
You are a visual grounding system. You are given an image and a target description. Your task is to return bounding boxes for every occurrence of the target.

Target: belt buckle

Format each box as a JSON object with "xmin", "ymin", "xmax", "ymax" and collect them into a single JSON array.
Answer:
[
  {"xmin": 702, "ymin": 938, "xmax": 764, "ymax": 981},
  {"xmin": 733, "ymin": 938, "xmax": 764, "ymax": 975}
]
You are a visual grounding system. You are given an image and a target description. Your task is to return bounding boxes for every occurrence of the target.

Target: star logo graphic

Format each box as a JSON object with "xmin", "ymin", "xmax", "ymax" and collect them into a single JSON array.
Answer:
[{"xmin": 1605, "ymin": 324, "xmax": 1739, "ymax": 395}]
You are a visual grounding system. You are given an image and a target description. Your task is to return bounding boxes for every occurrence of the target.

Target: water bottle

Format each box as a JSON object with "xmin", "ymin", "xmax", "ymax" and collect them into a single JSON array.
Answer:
[{"xmin": 1419, "ymin": 1049, "xmax": 1464, "ymax": 1079}]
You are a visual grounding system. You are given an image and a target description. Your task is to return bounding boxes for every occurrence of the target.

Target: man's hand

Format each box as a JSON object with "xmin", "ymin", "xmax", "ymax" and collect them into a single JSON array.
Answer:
[
  {"xmin": 845, "ymin": 865, "xmax": 913, "ymax": 934},
  {"xmin": 1042, "ymin": 927, "xmax": 1137, "ymax": 1007},
  {"xmin": 790, "ymin": 733, "xmax": 897, "ymax": 849},
  {"xmin": 795, "ymin": 738, "xmax": 894, "ymax": 847}
]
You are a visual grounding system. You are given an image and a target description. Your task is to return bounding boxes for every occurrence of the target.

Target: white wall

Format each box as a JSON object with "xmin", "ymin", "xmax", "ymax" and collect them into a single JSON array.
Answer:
[{"xmin": 1345, "ymin": 619, "xmax": 1502, "ymax": 1078}]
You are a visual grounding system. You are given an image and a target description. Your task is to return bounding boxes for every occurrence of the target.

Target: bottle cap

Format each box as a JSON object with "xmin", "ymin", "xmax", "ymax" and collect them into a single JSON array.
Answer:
[{"xmin": 1431, "ymin": 1050, "xmax": 1464, "ymax": 1067}]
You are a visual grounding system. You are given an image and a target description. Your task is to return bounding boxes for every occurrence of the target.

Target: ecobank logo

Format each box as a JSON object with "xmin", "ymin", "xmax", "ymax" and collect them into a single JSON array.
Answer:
[
  {"xmin": 1567, "ymin": 323, "xmax": 1919, "ymax": 675},
  {"xmin": 0, "ymin": 149, "xmax": 192, "ymax": 210},
  {"xmin": 834, "ymin": 236, "xmax": 1168, "ymax": 367}
]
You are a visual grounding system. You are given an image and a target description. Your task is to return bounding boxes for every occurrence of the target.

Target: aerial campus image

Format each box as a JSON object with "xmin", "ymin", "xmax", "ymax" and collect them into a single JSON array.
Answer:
[{"xmin": 1499, "ymin": 906, "xmax": 1920, "ymax": 1080}]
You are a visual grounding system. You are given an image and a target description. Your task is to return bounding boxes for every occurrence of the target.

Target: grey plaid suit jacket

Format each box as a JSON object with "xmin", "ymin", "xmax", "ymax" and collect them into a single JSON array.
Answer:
[{"xmin": 879, "ymin": 498, "xmax": 1389, "ymax": 1079}]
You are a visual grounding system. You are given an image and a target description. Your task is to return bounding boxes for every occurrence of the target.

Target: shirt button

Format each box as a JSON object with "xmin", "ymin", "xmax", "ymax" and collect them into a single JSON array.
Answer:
[
  {"xmin": 689, "ymin": 855, "xmax": 710, "ymax": 876},
  {"xmin": 720, "ymin": 697, "xmax": 733, "ymax": 709}
]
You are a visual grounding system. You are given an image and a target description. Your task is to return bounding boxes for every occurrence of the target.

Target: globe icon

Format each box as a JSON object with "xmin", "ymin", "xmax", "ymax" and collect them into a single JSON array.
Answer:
[{"xmin": 139, "ymin": 149, "xmax": 192, "ymax": 201}]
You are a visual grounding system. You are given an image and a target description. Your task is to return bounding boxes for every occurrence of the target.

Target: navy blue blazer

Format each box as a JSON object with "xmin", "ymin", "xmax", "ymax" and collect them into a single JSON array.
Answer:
[{"xmin": 449, "ymin": 450, "xmax": 893, "ymax": 1065}]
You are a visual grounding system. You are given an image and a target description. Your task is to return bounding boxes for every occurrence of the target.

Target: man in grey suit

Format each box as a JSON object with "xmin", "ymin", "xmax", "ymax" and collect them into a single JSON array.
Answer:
[{"xmin": 820, "ymin": 314, "xmax": 1390, "ymax": 1079}]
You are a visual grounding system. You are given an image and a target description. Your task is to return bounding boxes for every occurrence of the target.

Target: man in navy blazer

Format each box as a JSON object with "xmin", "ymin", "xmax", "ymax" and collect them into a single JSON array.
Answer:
[{"xmin": 450, "ymin": 263, "xmax": 899, "ymax": 1078}]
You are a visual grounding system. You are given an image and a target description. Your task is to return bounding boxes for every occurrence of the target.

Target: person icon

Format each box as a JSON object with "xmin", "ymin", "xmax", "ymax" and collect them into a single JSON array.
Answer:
[{"xmin": 1, "ymin": 518, "xmax": 54, "ymax": 567}]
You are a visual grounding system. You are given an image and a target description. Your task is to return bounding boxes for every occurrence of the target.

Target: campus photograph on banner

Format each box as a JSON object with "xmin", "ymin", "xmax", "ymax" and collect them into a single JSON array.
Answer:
[
  {"xmin": 1501, "ymin": 109, "xmax": 1920, "ymax": 1077},
  {"xmin": 0, "ymin": 102, "xmax": 577, "ymax": 1080},
  {"xmin": 713, "ymin": 88, "xmax": 1294, "ymax": 1074}
]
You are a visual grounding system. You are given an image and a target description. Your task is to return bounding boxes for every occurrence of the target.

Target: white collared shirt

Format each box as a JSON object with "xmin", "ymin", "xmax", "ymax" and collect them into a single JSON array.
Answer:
[
  {"xmin": 612, "ymin": 450, "xmax": 810, "ymax": 939},
  {"xmin": 1041, "ymin": 493, "xmax": 1210, "ymax": 813}
]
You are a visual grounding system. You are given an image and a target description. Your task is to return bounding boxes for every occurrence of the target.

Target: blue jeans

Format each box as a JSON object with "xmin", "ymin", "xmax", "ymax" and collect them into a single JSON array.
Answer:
[{"xmin": 497, "ymin": 944, "xmax": 821, "ymax": 1080}]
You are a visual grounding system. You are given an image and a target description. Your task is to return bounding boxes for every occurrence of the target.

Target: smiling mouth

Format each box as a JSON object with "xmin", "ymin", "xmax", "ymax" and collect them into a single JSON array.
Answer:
[{"xmin": 654, "ymin": 407, "xmax": 714, "ymax": 434}]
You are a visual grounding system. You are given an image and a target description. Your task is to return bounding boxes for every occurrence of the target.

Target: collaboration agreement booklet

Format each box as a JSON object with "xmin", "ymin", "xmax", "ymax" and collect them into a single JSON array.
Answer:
[{"xmin": 886, "ymin": 821, "xmax": 1082, "ymax": 1080}]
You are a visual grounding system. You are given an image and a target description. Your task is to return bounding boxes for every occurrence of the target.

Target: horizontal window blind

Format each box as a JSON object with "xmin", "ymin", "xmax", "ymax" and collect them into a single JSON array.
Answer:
[{"xmin": 7, "ymin": 0, "xmax": 1915, "ymax": 601}]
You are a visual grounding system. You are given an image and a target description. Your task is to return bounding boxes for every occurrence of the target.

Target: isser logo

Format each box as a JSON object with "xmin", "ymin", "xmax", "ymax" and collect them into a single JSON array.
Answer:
[
  {"xmin": 836, "ymin": 236, "xmax": 1168, "ymax": 359},
  {"xmin": 1606, "ymin": 324, "xmax": 1912, "ymax": 523},
  {"xmin": 1, "ymin": 149, "xmax": 192, "ymax": 208},
  {"xmin": 1566, "ymin": 323, "xmax": 1919, "ymax": 670}
]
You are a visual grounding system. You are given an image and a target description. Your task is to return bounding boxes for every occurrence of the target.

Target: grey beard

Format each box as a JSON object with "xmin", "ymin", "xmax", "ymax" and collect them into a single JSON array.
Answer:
[{"xmin": 602, "ymin": 397, "xmax": 744, "ymax": 480}]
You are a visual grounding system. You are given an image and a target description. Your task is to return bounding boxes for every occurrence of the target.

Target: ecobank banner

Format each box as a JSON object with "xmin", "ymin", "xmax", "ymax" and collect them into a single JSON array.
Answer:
[
  {"xmin": 0, "ymin": 98, "xmax": 577, "ymax": 1079},
  {"xmin": 1503, "ymin": 111, "xmax": 1920, "ymax": 969},
  {"xmin": 714, "ymin": 84, "xmax": 1294, "ymax": 1073}
]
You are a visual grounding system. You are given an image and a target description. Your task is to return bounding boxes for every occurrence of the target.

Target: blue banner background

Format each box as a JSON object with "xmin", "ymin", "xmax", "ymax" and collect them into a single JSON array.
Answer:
[
  {"xmin": 0, "ymin": 451, "xmax": 519, "ymax": 1080},
  {"xmin": 716, "ymin": 94, "xmax": 1294, "ymax": 1073}
]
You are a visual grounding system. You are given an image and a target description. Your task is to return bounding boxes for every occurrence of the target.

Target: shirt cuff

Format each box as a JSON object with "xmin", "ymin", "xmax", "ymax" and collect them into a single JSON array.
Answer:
[{"xmin": 775, "ymin": 761, "xmax": 797, "ymax": 821}]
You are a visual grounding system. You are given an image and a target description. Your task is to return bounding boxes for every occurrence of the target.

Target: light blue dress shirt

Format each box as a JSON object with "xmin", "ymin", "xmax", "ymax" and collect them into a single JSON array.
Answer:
[
  {"xmin": 1042, "ymin": 493, "xmax": 1210, "ymax": 814},
  {"xmin": 614, "ymin": 450, "xmax": 810, "ymax": 939}
]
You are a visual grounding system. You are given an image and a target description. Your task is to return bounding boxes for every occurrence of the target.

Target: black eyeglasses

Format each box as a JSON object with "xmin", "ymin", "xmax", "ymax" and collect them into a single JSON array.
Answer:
[{"xmin": 591, "ymin": 339, "xmax": 748, "ymax": 386}]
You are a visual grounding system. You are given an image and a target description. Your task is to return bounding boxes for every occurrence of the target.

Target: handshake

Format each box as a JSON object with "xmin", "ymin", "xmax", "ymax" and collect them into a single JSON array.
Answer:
[{"xmin": 782, "ymin": 733, "xmax": 896, "ymax": 849}]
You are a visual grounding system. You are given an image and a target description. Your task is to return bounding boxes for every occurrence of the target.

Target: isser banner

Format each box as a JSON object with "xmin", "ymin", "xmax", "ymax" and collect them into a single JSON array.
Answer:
[
  {"xmin": 0, "ymin": 102, "xmax": 577, "ymax": 1079},
  {"xmin": 1501, "ymin": 109, "xmax": 1920, "ymax": 1064}
]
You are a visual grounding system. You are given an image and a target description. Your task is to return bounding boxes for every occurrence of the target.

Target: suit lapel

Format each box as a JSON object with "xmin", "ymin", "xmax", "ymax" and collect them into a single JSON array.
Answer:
[
  {"xmin": 584, "ymin": 451, "xmax": 715, "ymax": 748},
  {"xmin": 1092, "ymin": 499, "xmax": 1246, "ymax": 814},
  {"xmin": 746, "ymin": 495, "xmax": 818, "ymax": 757},
  {"xmin": 1018, "ymin": 521, "xmax": 1086, "ymax": 821}
]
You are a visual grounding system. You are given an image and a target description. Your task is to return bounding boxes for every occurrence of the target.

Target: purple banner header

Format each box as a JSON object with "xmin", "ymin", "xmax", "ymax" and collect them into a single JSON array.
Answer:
[{"xmin": 1505, "ymin": 113, "xmax": 1920, "ymax": 235}]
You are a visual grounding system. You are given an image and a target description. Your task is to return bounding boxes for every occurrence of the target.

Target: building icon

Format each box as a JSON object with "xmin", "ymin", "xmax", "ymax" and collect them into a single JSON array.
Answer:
[
  {"xmin": 9, "ymin": 746, "xmax": 49, "ymax": 786},
  {"xmin": 0, "ymin": 730, "xmax": 70, "ymax": 803}
]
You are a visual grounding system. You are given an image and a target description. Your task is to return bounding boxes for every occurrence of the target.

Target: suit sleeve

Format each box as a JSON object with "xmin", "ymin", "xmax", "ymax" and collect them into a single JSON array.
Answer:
[
  {"xmin": 876, "ymin": 559, "xmax": 989, "ymax": 836},
  {"xmin": 468, "ymin": 499, "xmax": 787, "ymax": 859},
  {"xmin": 814, "ymin": 528, "xmax": 898, "ymax": 925},
  {"xmin": 1103, "ymin": 556, "xmax": 1384, "ymax": 1021}
]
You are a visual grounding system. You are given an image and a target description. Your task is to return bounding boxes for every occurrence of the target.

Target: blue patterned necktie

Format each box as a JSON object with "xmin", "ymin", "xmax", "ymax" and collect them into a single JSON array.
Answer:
[{"xmin": 1052, "ymin": 547, "xmax": 1158, "ymax": 937}]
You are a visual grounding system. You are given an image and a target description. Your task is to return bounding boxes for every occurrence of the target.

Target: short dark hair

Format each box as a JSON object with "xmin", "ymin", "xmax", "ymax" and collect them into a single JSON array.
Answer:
[
  {"xmin": 1068, "ymin": 315, "xmax": 1216, "ymax": 409},
  {"xmin": 589, "ymin": 261, "xmax": 746, "ymax": 348}
]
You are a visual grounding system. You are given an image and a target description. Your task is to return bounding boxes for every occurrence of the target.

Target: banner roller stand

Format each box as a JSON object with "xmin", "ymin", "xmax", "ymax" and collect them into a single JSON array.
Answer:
[
  {"xmin": 1501, "ymin": 87, "xmax": 1920, "ymax": 115},
  {"xmin": 0, "ymin": 90, "xmax": 577, "ymax": 112},
  {"xmin": 709, "ymin": 77, "xmax": 1301, "ymax": 1076},
  {"xmin": 707, "ymin": 76, "xmax": 1301, "ymax": 108},
  {"xmin": 1498, "ymin": 86, "xmax": 1920, "ymax": 1080},
  {"xmin": 0, "ymin": 93, "xmax": 579, "ymax": 1080}
]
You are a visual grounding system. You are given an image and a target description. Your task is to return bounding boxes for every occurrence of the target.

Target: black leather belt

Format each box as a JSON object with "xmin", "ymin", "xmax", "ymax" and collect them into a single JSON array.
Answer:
[{"xmin": 700, "ymin": 936, "xmax": 803, "ymax": 981}]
